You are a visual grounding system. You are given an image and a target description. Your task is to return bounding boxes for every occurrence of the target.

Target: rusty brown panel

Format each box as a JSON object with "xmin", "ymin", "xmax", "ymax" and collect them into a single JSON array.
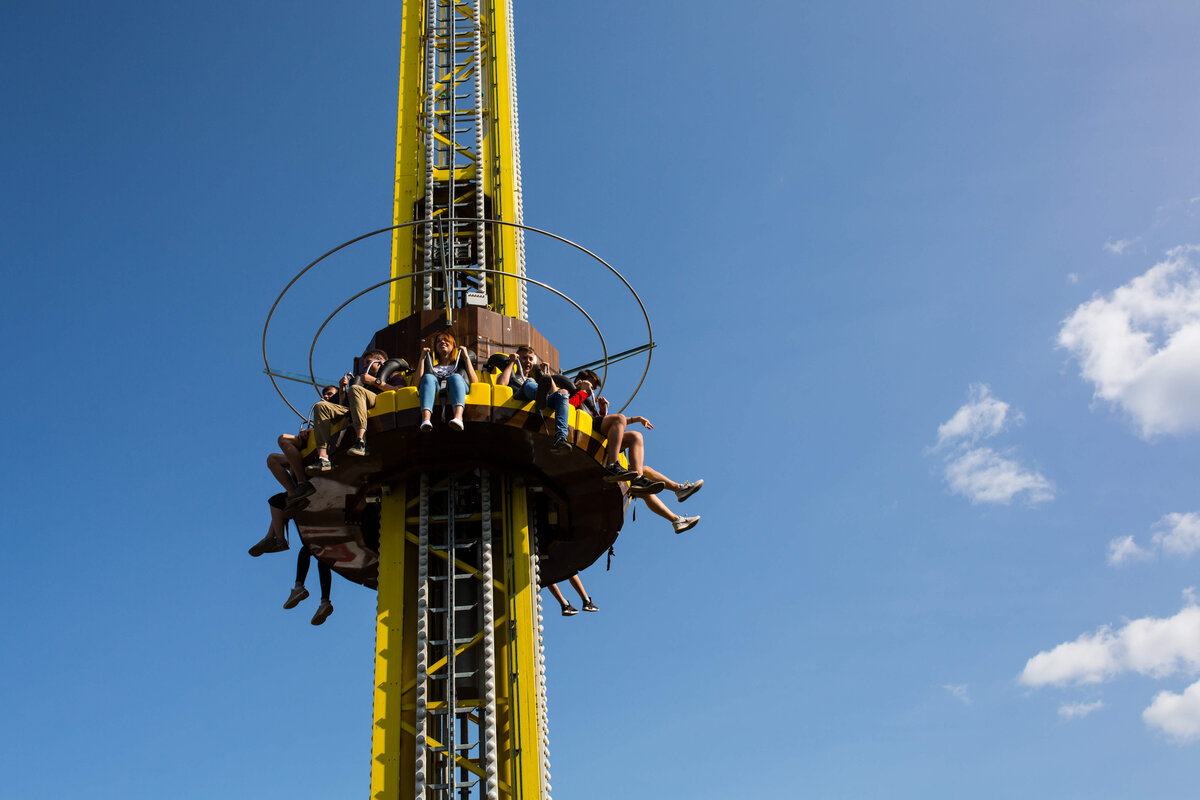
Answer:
[{"xmin": 368, "ymin": 308, "xmax": 560, "ymax": 372}]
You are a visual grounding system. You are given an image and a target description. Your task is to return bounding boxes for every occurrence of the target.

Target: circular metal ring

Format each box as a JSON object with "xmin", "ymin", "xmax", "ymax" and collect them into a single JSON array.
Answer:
[
  {"xmin": 304, "ymin": 267, "xmax": 608, "ymax": 415},
  {"xmin": 263, "ymin": 217, "xmax": 653, "ymax": 419}
]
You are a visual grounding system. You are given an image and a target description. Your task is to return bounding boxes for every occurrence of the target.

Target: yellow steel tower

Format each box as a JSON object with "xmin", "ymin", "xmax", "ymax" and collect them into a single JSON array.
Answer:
[{"xmin": 368, "ymin": 2, "xmax": 562, "ymax": 799}]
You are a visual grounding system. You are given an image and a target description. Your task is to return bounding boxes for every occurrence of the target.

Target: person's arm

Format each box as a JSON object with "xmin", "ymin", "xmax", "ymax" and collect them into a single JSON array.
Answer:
[
  {"xmin": 498, "ymin": 355, "xmax": 517, "ymax": 387},
  {"xmin": 628, "ymin": 415, "xmax": 654, "ymax": 430},
  {"xmin": 416, "ymin": 348, "xmax": 430, "ymax": 380},
  {"xmin": 462, "ymin": 349, "xmax": 479, "ymax": 384}
]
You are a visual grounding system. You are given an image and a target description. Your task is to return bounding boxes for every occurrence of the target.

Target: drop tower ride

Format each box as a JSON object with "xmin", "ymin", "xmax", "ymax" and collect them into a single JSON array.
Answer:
[{"xmin": 262, "ymin": 2, "xmax": 653, "ymax": 799}]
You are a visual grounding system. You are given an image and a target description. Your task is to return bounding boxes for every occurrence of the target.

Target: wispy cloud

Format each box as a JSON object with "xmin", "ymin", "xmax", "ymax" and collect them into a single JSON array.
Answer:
[
  {"xmin": 932, "ymin": 385, "xmax": 1053, "ymax": 505},
  {"xmin": 1107, "ymin": 534, "xmax": 1153, "ymax": 566},
  {"xmin": 943, "ymin": 683, "xmax": 971, "ymax": 705},
  {"xmin": 1104, "ymin": 237, "xmax": 1140, "ymax": 255},
  {"xmin": 1059, "ymin": 246, "xmax": 1200, "ymax": 438},
  {"xmin": 1059, "ymin": 700, "xmax": 1104, "ymax": 720},
  {"xmin": 1107, "ymin": 512, "xmax": 1200, "ymax": 566}
]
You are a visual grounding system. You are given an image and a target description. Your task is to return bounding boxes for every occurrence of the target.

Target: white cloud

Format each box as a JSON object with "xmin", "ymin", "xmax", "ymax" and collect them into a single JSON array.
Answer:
[
  {"xmin": 1153, "ymin": 512, "xmax": 1200, "ymax": 557},
  {"xmin": 1020, "ymin": 599, "xmax": 1200, "ymax": 688},
  {"xmin": 1107, "ymin": 534, "xmax": 1153, "ymax": 566},
  {"xmin": 1144, "ymin": 680, "xmax": 1200, "ymax": 741},
  {"xmin": 1059, "ymin": 246, "xmax": 1200, "ymax": 437},
  {"xmin": 1106, "ymin": 513, "xmax": 1200, "ymax": 566},
  {"xmin": 943, "ymin": 683, "xmax": 971, "ymax": 704},
  {"xmin": 943, "ymin": 447, "xmax": 1053, "ymax": 505},
  {"xmin": 936, "ymin": 384, "xmax": 1019, "ymax": 447},
  {"xmin": 933, "ymin": 386, "xmax": 1052, "ymax": 505},
  {"xmin": 1058, "ymin": 700, "xmax": 1104, "ymax": 720},
  {"xmin": 1104, "ymin": 237, "xmax": 1139, "ymax": 255},
  {"xmin": 1067, "ymin": 272, "xmax": 1080, "ymax": 284}
]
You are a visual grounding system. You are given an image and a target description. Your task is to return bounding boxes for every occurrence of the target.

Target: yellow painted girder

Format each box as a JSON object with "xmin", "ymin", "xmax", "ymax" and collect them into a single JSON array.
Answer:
[{"xmin": 402, "ymin": 529, "xmax": 507, "ymax": 592}]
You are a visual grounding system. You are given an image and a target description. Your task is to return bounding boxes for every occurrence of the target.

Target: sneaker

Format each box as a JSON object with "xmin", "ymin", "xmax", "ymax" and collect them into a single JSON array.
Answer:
[
  {"xmin": 311, "ymin": 600, "xmax": 334, "ymax": 625},
  {"xmin": 249, "ymin": 534, "xmax": 288, "ymax": 557},
  {"xmin": 674, "ymin": 479, "xmax": 704, "ymax": 503},
  {"xmin": 305, "ymin": 456, "xmax": 331, "ymax": 475},
  {"xmin": 561, "ymin": 604, "xmax": 579, "ymax": 616},
  {"xmin": 448, "ymin": 418, "xmax": 464, "ymax": 431},
  {"xmin": 283, "ymin": 495, "xmax": 311, "ymax": 516},
  {"xmin": 283, "ymin": 586, "xmax": 309, "ymax": 609},
  {"xmin": 347, "ymin": 439, "xmax": 368, "ymax": 456},
  {"xmin": 550, "ymin": 435, "xmax": 571, "ymax": 455},
  {"xmin": 603, "ymin": 463, "xmax": 638, "ymax": 483},
  {"xmin": 419, "ymin": 419, "xmax": 433, "ymax": 432},
  {"xmin": 581, "ymin": 599, "xmax": 599, "ymax": 612},
  {"xmin": 628, "ymin": 476, "xmax": 666, "ymax": 496},
  {"xmin": 672, "ymin": 514, "xmax": 701, "ymax": 534},
  {"xmin": 288, "ymin": 480, "xmax": 316, "ymax": 500}
]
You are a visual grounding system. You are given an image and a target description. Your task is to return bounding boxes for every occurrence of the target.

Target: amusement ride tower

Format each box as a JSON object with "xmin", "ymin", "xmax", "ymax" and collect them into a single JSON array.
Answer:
[{"xmin": 262, "ymin": 2, "xmax": 652, "ymax": 799}]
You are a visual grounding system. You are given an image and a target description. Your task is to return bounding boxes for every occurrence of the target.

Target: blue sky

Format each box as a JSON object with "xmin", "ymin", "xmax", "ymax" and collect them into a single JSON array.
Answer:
[{"xmin": 5, "ymin": 1, "xmax": 1200, "ymax": 797}]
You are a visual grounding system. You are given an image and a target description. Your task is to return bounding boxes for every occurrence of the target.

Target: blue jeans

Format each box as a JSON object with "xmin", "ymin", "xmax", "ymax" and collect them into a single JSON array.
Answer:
[
  {"xmin": 516, "ymin": 379, "xmax": 569, "ymax": 440},
  {"xmin": 419, "ymin": 373, "xmax": 467, "ymax": 412}
]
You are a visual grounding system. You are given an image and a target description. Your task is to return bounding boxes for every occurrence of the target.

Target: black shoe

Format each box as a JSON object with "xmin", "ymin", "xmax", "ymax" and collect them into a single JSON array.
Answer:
[
  {"xmin": 551, "ymin": 435, "xmax": 571, "ymax": 455},
  {"xmin": 283, "ymin": 586, "xmax": 309, "ymax": 609},
  {"xmin": 561, "ymin": 604, "xmax": 579, "ymax": 616},
  {"xmin": 249, "ymin": 534, "xmax": 288, "ymax": 557},
  {"xmin": 288, "ymin": 480, "xmax": 316, "ymax": 500},
  {"xmin": 305, "ymin": 456, "xmax": 331, "ymax": 475},
  {"xmin": 628, "ymin": 476, "xmax": 666, "ymax": 496},
  {"xmin": 581, "ymin": 599, "xmax": 598, "ymax": 612},
  {"xmin": 283, "ymin": 496, "xmax": 310, "ymax": 516},
  {"xmin": 347, "ymin": 439, "xmax": 368, "ymax": 456},
  {"xmin": 311, "ymin": 600, "xmax": 334, "ymax": 625},
  {"xmin": 603, "ymin": 463, "xmax": 638, "ymax": 482}
]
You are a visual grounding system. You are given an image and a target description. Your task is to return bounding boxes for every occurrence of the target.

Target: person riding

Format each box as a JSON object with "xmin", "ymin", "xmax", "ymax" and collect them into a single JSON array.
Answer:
[
  {"xmin": 497, "ymin": 345, "xmax": 572, "ymax": 453},
  {"xmin": 569, "ymin": 368, "xmax": 656, "ymax": 486},
  {"xmin": 415, "ymin": 330, "xmax": 478, "ymax": 432},
  {"xmin": 308, "ymin": 349, "xmax": 405, "ymax": 472}
]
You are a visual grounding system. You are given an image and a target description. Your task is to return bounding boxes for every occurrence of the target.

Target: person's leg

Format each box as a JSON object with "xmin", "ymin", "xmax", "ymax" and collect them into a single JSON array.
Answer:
[
  {"xmin": 620, "ymin": 430, "xmax": 644, "ymax": 474},
  {"xmin": 284, "ymin": 545, "xmax": 312, "ymax": 608},
  {"xmin": 311, "ymin": 401, "xmax": 348, "ymax": 459},
  {"xmin": 642, "ymin": 492, "xmax": 677, "ymax": 521},
  {"xmin": 643, "ymin": 492, "xmax": 701, "ymax": 534},
  {"xmin": 516, "ymin": 378, "xmax": 538, "ymax": 403},
  {"xmin": 278, "ymin": 434, "xmax": 308, "ymax": 484},
  {"xmin": 267, "ymin": 452, "xmax": 295, "ymax": 491},
  {"xmin": 549, "ymin": 389, "xmax": 571, "ymax": 441},
  {"xmin": 317, "ymin": 561, "xmax": 333, "ymax": 601},
  {"xmin": 569, "ymin": 574, "xmax": 598, "ymax": 612},
  {"xmin": 547, "ymin": 583, "xmax": 577, "ymax": 615},
  {"xmin": 641, "ymin": 465, "xmax": 678, "ymax": 491},
  {"xmin": 447, "ymin": 374, "xmax": 467, "ymax": 425},
  {"xmin": 419, "ymin": 374, "xmax": 438, "ymax": 425},
  {"xmin": 348, "ymin": 385, "xmax": 377, "ymax": 440},
  {"xmin": 600, "ymin": 414, "xmax": 627, "ymax": 466}
]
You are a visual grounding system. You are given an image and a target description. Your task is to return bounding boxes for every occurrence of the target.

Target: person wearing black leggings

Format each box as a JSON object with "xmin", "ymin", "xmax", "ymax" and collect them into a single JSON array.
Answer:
[{"xmin": 284, "ymin": 545, "xmax": 334, "ymax": 625}]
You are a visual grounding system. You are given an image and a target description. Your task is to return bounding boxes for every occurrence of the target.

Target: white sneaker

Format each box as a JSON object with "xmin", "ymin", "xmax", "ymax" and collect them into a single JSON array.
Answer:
[
  {"xmin": 448, "ymin": 418, "xmax": 464, "ymax": 431},
  {"xmin": 672, "ymin": 514, "xmax": 700, "ymax": 534},
  {"xmin": 675, "ymin": 479, "xmax": 703, "ymax": 503},
  {"xmin": 419, "ymin": 419, "xmax": 433, "ymax": 432}
]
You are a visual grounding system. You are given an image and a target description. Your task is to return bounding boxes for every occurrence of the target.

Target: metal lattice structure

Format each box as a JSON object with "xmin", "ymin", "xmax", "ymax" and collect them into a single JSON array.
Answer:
[{"xmin": 391, "ymin": 0, "xmax": 527, "ymax": 323}]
